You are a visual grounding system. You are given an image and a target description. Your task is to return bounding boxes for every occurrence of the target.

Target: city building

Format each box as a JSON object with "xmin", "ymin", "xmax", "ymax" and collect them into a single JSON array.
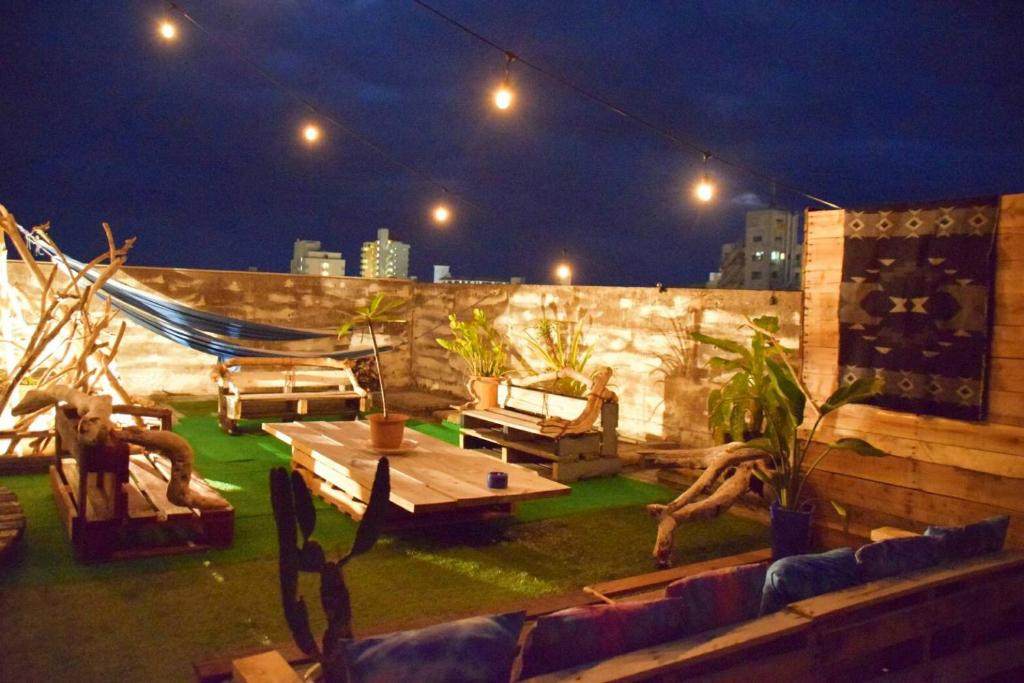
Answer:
[
  {"xmin": 290, "ymin": 239, "xmax": 345, "ymax": 277},
  {"xmin": 360, "ymin": 228, "xmax": 410, "ymax": 279},
  {"xmin": 708, "ymin": 209, "xmax": 802, "ymax": 290}
]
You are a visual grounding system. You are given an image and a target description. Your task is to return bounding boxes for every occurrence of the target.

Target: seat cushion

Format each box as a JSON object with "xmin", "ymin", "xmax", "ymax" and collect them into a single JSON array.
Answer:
[
  {"xmin": 664, "ymin": 561, "xmax": 769, "ymax": 630},
  {"xmin": 924, "ymin": 515, "xmax": 1010, "ymax": 560},
  {"xmin": 855, "ymin": 536, "xmax": 945, "ymax": 580},
  {"xmin": 519, "ymin": 598, "xmax": 688, "ymax": 678},
  {"xmin": 759, "ymin": 548, "xmax": 862, "ymax": 615},
  {"xmin": 337, "ymin": 611, "xmax": 525, "ymax": 683}
]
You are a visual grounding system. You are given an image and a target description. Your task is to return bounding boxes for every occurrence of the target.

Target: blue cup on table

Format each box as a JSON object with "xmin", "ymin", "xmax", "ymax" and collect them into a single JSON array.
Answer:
[{"xmin": 487, "ymin": 471, "xmax": 508, "ymax": 489}]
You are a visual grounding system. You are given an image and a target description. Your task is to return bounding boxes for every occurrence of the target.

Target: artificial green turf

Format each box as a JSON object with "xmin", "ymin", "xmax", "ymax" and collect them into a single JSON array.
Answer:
[{"xmin": 0, "ymin": 403, "xmax": 769, "ymax": 682}]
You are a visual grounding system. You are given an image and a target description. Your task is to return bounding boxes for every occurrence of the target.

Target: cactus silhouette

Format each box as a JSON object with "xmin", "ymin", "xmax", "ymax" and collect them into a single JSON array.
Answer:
[{"xmin": 270, "ymin": 458, "xmax": 390, "ymax": 682}]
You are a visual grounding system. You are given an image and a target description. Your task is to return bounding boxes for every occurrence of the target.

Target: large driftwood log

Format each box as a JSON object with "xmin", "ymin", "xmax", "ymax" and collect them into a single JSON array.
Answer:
[
  {"xmin": 642, "ymin": 442, "xmax": 770, "ymax": 567},
  {"xmin": 12, "ymin": 386, "xmax": 221, "ymax": 509}
]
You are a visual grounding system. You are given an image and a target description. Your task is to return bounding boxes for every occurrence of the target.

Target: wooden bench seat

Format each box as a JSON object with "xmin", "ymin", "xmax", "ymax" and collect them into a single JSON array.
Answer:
[
  {"xmin": 459, "ymin": 381, "xmax": 620, "ymax": 483},
  {"xmin": 212, "ymin": 357, "xmax": 368, "ymax": 434},
  {"xmin": 527, "ymin": 551, "xmax": 1024, "ymax": 682}
]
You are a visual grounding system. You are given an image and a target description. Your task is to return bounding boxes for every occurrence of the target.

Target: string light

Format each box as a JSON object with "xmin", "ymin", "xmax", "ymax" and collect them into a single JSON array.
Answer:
[
  {"xmin": 413, "ymin": 0, "xmax": 841, "ymax": 209},
  {"xmin": 555, "ymin": 250, "xmax": 572, "ymax": 284},
  {"xmin": 493, "ymin": 53, "xmax": 515, "ymax": 111},
  {"xmin": 158, "ymin": 20, "xmax": 177, "ymax": 41},
  {"xmin": 694, "ymin": 152, "xmax": 714, "ymax": 203},
  {"xmin": 302, "ymin": 122, "xmax": 321, "ymax": 144},
  {"xmin": 432, "ymin": 203, "xmax": 451, "ymax": 224}
]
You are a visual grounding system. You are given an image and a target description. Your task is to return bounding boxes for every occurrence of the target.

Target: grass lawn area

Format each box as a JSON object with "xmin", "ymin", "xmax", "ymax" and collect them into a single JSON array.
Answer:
[{"xmin": 0, "ymin": 402, "xmax": 768, "ymax": 682}]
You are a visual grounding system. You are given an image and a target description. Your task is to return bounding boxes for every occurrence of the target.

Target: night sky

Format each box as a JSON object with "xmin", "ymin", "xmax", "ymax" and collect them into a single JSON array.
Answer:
[{"xmin": 2, "ymin": 1, "xmax": 1022, "ymax": 286}]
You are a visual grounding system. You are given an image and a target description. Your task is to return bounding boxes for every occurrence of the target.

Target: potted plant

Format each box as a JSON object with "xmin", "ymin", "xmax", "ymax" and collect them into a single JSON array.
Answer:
[
  {"xmin": 519, "ymin": 317, "xmax": 594, "ymax": 397},
  {"xmin": 339, "ymin": 293, "xmax": 406, "ymax": 449},
  {"xmin": 436, "ymin": 308, "xmax": 509, "ymax": 409},
  {"xmin": 695, "ymin": 315, "xmax": 884, "ymax": 558}
]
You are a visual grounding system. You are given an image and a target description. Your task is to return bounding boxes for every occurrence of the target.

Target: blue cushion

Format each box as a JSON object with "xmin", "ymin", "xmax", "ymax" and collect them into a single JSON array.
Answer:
[
  {"xmin": 759, "ymin": 548, "xmax": 862, "ymax": 615},
  {"xmin": 520, "ymin": 598, "xmax": 689, "ymax": 678},
  {"xmin": 924, "ymin": 515, "xmax": 1010, "ymax": 560},
  {"xmin": 338, "ymin": 611, "xmax": 525, "ymax": 683},
  {"xmin": 855, "ymin": 536, "xmax": 944, "ymax": 580}
]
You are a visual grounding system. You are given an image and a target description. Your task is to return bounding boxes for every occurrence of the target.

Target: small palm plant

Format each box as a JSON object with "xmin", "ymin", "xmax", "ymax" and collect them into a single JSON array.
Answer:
[
  {"xmin": 338, "ymin": 293, "xmax": 404, "ymax": 418},
  {"xmin": 520, "ymin": 318, "xmax": 594, "ymax": 396}
]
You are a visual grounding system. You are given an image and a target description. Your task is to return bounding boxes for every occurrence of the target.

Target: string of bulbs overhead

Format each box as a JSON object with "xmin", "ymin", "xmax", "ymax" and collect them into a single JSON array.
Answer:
[{"xmin": 154, "ymin": 0, "xmax": 840, "ymax": 283}]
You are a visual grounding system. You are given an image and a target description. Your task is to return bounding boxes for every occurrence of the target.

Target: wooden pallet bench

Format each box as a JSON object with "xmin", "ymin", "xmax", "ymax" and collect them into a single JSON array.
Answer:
[
  {"xmin": 0, "ymin": 486, "xmax": 26, "ymax": 561},
  {"xmin": 459, "ymin": 382, "xmax": 620, "ymax": 482},
  {"xmin": 50, "ymin": 404, "xmax": 233, "ymax": 562},
  {"xmin": 212, "ymin": 357, "xmax": 368, "ymax": 434}
]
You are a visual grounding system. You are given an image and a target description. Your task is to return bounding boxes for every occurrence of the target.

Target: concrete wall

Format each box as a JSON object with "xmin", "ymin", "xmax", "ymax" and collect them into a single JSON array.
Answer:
[{"xmin": 5, "ymin": 261, "xmax": 801, "ymax": 444}]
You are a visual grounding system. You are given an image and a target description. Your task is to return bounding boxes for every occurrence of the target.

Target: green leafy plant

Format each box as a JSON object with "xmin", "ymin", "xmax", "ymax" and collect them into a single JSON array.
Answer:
[
  {"xmin": 338, "ymin": 293, "xmax": 404, "ymax": 417},
  {"xmin": 519, "ymin": 317, "xmax": 594, "ymax": 396},
  {"xmin": 435, "ymin": 308, "xmax": 509, "ymax": 377},
  {"xmin": 270, "ymin": 458, "xmax": 390, "ymax": 683},
  {"xmin": 697, "ymin": 315, "xmax": 885, "ymax": 510}
]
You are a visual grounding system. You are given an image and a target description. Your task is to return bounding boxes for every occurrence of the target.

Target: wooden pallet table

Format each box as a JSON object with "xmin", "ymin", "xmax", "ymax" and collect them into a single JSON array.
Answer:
[
  {"xmin": 263, "ymin": 420, "xmax": 571, "ymax": 525},
  {"xmin": 0, "ymin": 486, "xmax": 27, "ymax": 561}
]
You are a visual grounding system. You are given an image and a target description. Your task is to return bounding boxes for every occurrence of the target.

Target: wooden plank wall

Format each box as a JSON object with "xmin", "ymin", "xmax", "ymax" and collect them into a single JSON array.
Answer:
[{"xmin": 801, "ymin": 194, "xmax": 1024, "ymax": 548}]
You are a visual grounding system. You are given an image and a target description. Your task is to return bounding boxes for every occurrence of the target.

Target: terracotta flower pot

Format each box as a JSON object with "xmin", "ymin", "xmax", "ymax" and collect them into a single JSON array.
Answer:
[
  {"xmin": 471, "ymin": 376, "xmax": 501, "ymax": 409},
  {"xmin": 367, "ymin": 412, "xmax": 408, "ymax": 450}
]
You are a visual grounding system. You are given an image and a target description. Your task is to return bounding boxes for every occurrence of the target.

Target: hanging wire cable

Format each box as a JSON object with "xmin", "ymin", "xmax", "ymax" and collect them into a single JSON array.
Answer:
[
  {"xmin": 164, "ymin": 1, "xmax": 486, "ymax": 215},
  {"xmin": 411, "ymin": 0, "xmax": 841, "ymax": 209}
]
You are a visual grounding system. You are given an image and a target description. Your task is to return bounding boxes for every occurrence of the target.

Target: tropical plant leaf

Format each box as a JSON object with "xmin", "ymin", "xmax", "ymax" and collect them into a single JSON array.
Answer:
[
  {"xmin": 320, "ymin": 561, "xmax": 353, "ymax": 649},
  {"xmin": 830, "ymin": 500, "xmax": 848, "ymax": 518},
  {"xmin": 831, "ymin": 437, "xmax": 886, "ymax": 457},
  {"xmin": 344, "ymin": 457, "xmax": 390, "ymax": 563},
  {"xmin": 290, "ymin": 470, "xmax": 317, "ymax": 542},
  {"xmin": 691, "ymin": 331, "xmax": 751, "ymax": 365},
  {"xmin": 299, "ymin": 540, "xmax": 326, "ymax": 572},
  {"xmin": 821, "ymin": 376, "xmax": 883, "ymax": 414},
  {"xmin": 766, "ymin": 358, "xmax": 805, "ymax": 426},
  {"xmin": 750, "ymin": 315, "xmax": 780, "ymax": 333}
]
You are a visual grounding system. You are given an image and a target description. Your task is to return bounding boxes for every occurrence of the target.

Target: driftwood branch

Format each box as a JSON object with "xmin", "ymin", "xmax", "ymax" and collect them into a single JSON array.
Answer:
[
  {"xmin": 535, "ymin": 366, "xmax": 617, "ymax": 437},
  {"xmin": 641, "ymin": 442, "xmax": 770, "ymax": 567}
]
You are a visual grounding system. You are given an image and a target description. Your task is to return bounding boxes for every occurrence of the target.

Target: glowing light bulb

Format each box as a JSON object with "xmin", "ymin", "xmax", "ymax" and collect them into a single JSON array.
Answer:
[
  {"xmin": 432, "ymin": 204, "xmax": 451, "ymax": 224},
  {"xmin": 302, "ymin": 123, "xmax": 321, "ymax": 144},
  {"xmin": 556, "ymin": 263, "xmax": 571, "ymax": 282},
  {"xmin": 494, "ymin": 86, "xmax": 513, "ymax": 110},
  {"xmin": 694, "ymin": 177, "xmax": 715, "ymax": 202},
  {"xmin": 158, "ymin": 20, "xmax": 177, "ymax": 40}
]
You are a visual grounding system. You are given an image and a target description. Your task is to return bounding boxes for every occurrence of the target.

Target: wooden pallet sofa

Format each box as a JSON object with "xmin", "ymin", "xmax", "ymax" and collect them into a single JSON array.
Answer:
[
  {"xmin": 198, "ymin": 519, "xmax": 1024, "ymax": 682},
  {"xmin": 211, "ymin": 357, "xmax": 368, "ymax": 434},
  {"xmin": 459, "ymin": 367, "xmax": 620, "ymax": 482}
]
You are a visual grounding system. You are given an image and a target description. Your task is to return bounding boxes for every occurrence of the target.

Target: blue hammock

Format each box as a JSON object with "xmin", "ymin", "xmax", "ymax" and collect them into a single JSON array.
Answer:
[
  {"xmin": 65, "ymin": 256, "xmax": 333, "ymax": 341},
  {"xmin": 110, "ymin": 294, "xmax": 385, "ymax": 361}
]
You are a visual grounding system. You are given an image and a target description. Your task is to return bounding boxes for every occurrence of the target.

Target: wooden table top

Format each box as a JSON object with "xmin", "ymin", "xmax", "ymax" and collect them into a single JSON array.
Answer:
[{"xmin": 263, "ymin": 420, "xmax": 571, "ymax": 514}]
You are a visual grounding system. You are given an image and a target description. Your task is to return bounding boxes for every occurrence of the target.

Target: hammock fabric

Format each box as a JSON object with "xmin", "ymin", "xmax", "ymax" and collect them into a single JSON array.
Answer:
[
  {"xmin": 65, "ymin": 256, "xmax": 332, "ymax": 341},
  {"xmin": 111, "ymin": 293, "xmax": 386, "ymax": 361}
]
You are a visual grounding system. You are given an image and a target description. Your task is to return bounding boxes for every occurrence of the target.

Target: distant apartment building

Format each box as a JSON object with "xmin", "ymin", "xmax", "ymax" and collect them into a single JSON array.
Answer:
[
  {"xmin": 708, "ymin": 209, "xmax": 802, "ymax": 290},
  {"xmin": 360, "ymin": 228, "xmax": 410, "ymax": 279},
  {"xmin": 290, "ymin": 239, "xmax": 345, "ymax": 277}
]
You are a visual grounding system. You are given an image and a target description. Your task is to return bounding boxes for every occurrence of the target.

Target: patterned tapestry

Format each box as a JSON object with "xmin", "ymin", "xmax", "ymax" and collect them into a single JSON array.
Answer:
[{"xmin": 838, "ymin": 199, "xmax": 999, "ymax": 420}]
